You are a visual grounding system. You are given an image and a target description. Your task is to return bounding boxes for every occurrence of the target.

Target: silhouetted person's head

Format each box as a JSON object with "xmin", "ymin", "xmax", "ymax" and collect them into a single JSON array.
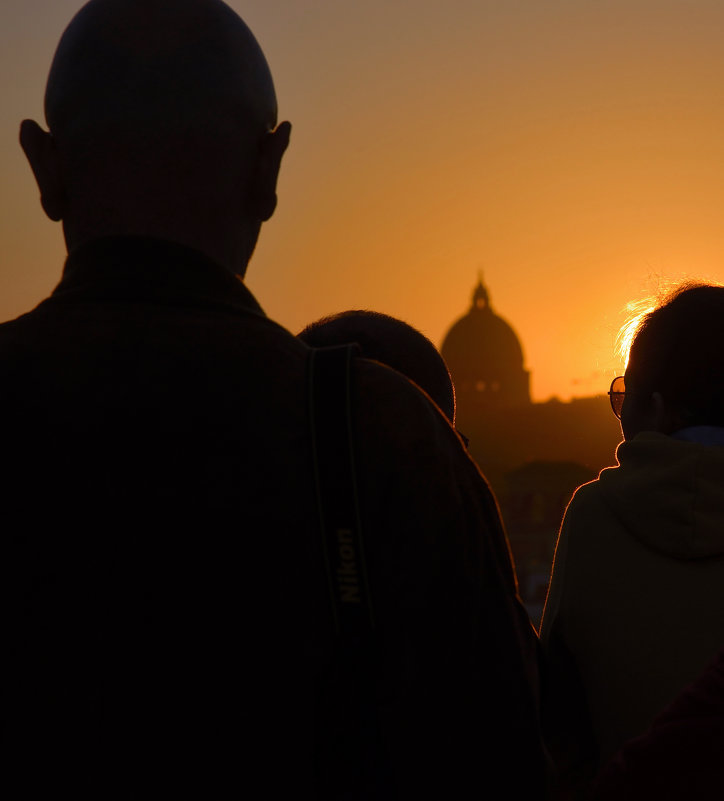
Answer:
[
  {"xmin": 621, "ymin": 283, "xmax": 724, "ymax": 440},
  {"xmin": 20, "ymin": 0, "xmax": 290, "ymax": 277},
  {"xmin": 299, "ymin": 310, "xmax": 456, "ymax": 425}
]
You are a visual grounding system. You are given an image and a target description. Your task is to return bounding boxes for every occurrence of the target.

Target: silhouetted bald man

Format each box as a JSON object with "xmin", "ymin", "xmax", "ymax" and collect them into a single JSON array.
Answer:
[{"xmin": 2, "ymin": 1, "xmax": 546, "ymax": 798}]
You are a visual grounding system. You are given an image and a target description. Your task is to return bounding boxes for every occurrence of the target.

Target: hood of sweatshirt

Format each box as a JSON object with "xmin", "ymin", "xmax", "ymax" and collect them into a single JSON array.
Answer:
[{"xmin": 597, "ymin": 431, "xmax": 724, "ymax": 560}]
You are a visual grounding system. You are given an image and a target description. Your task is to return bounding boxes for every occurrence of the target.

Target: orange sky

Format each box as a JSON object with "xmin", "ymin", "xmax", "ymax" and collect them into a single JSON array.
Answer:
[{"xmin": 2, "ymin": 0, "xmax": 724, "ymax": 401}]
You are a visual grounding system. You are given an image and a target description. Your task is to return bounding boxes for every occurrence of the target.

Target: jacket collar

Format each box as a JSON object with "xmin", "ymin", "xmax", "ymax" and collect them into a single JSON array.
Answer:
[
  {"xmin": 671, "ymin": 426, "xmax": 724, "ymax": 448},
  {"xmin": 52, "ymin": 236, "xmax": 266, "ymax": 317}
]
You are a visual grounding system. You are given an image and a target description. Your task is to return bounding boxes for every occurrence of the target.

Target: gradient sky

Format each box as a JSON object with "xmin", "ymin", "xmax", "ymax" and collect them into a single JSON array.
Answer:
[{"xmin": 3, "ymin": 0, "xmax": 724, "ymax": 401}]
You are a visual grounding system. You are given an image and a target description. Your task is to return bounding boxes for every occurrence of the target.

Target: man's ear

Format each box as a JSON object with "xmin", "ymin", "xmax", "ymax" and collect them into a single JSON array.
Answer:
[
  {"xmin": 19, "ymin": 119, "xmax": 66, "ymax": 222},
  {"xmin": 250, "ymin": 120, "xmax": 291, "ymax": 222}
]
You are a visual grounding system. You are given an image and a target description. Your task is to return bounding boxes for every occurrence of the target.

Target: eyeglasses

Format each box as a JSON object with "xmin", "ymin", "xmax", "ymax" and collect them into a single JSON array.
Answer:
[{"xmin": 608, "ymin": 375, "xmax": 625, "ymax": 419}]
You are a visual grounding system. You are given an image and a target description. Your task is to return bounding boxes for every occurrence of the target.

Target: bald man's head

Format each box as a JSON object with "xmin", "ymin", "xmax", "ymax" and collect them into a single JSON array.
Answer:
[
  {"xmin": 21, "ymin": 0, "xmax": 291, "ymax": 275},
  {"xmin": 45, "ymin": 0, "xmax": 277, "ymax": 144}
]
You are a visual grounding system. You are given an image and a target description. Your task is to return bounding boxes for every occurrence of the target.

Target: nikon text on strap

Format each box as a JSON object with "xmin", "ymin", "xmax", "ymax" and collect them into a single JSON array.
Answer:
[
  {"xmin": 308, "ymin": 344, "xmax": 374, "ymax": 636},
  {"xmin": 308, "ymin": 344, "xmax": 395, "ymax": 799}
]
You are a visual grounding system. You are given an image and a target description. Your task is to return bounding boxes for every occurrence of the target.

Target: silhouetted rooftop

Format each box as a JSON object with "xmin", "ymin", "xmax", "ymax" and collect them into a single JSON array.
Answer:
[{"xmin": 441, "ymin": 277, "xmax": 529, "ymax": 406}]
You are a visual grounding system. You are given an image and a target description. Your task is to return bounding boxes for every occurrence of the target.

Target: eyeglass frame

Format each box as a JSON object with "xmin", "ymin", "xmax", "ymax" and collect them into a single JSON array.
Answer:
[{"xmin": 608, "ymin": 375, "xmax": 626, "ymax": 419}]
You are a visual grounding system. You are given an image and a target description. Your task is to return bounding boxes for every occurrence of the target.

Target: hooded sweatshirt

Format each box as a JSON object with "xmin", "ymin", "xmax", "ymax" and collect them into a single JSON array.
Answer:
[{"xmin": 540, "ymin": 431, "xmax": 724, "ymax": 770}]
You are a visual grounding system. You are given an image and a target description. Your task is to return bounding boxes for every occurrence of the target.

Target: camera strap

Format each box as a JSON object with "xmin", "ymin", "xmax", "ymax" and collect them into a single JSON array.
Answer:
[
  {"xmin": 308, "ymin": 344, "xmax": 374, "ymax": 636},
  {"xmin": 308, "ymin": 344, "xmax": 394, "ymax": 799}
]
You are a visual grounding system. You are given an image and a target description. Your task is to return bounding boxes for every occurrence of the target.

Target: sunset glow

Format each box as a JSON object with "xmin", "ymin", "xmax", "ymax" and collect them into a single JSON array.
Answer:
[
  {"xmin": 3, "ymin": 1, "xmax": 724, "ymax": 400},
  {"xmin": 616, "ymin": 297, "xmax": 659, "ymax": 369}
]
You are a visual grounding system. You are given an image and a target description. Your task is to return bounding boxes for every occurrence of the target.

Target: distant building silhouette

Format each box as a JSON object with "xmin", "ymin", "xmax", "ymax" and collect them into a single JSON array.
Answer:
[
  {"xmin": 441, "ymin": 277, "xmax": 621, "ymax": 624},
  {"xmin": 441, "ymin": 276, "xmax": 530, "ymax": 418}
]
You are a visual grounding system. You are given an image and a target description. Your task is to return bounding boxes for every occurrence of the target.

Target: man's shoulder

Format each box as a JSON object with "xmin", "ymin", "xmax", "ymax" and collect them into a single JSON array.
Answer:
[
  {"xmin": 353, "ymin": 356, "xmax": 465, "ymax": 452},
  {"xmin": 0, "ymin": 306, "xmax": 48, "ymax": 354},
  {"xmin": 352, "ymin": 355, "xmax": 496, "ymax": 509}
]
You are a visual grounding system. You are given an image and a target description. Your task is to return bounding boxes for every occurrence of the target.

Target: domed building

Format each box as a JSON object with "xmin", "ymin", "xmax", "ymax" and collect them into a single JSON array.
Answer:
[
  {"xmin": 441, "ymin": 277, "xmax": 530, "ymax": 415},
  {"xmin": 438, "ymin": 275, "xmax": 622, "ymax": 624}
]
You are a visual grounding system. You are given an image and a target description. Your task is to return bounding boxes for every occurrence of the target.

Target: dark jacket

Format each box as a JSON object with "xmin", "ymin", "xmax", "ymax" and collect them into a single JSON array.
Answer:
[
  {"xmin": 1, "ymin": 237, "xmax": 545, "ymax": 799},
  {"xmin": 590, "ymin": 643, "xmax": 724, "ymax": 801}
]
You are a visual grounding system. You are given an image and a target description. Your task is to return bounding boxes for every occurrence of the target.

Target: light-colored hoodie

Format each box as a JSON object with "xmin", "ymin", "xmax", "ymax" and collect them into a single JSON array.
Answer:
[{"xmin": 540, "ymin": 430, "xmax": 724, "ymax": 770}]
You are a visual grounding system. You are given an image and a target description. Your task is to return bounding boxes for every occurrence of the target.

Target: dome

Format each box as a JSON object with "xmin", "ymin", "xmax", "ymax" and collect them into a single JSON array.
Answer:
[{"xmin": 441, "ymin": 277, "xmax": 530, "ymax": 407}]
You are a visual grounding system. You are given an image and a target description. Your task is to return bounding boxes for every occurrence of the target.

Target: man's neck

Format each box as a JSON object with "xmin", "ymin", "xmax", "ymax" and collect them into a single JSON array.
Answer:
[{"xmin": 63, "ymin": 217, "xmax": 254, "ymax": 280}]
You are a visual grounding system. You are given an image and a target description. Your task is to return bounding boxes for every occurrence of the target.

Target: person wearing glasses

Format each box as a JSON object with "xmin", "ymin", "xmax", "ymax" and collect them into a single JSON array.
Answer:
[{"xmin": 539, "ymin": 283, "xmax": 724, "ymax": 797}]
